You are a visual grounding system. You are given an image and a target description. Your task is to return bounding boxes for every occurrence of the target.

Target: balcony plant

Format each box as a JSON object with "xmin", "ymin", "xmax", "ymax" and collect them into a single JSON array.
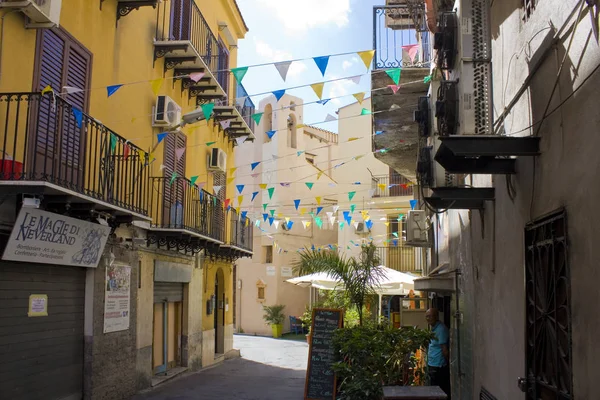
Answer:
[{"xmin": 263, "ymin": 304, "xmax": 286, "ymax": 338}]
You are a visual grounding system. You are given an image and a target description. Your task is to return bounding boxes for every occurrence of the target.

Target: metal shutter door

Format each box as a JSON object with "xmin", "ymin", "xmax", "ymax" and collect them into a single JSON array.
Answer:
[
  {"xmin": 153, "ymin": 282, "xmax": 184, "ymax": 303},
  {"xmin": 0, "ymin": 262, "xmax": 86, "ymax": 400}
]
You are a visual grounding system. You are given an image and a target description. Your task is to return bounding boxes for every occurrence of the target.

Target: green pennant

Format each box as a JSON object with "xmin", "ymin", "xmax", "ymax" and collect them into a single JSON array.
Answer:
[
  {"xmin": 348, "ymin": 191, "xmax": 356, "ymax": 201},
  {"xmin": 386, "ymin": 68, "xmax": 401, "ymax": 85},
  {"xmin": 201, "ymin": 102, "xmax": 215, "ymax": 121},
  {"xmin": 424, "ymin": 75, "xmax": 432, "ymax": 84},
  {"xmin": 252, "ymin": 112, "xmax": 264, "ymax": 126},
  {"xmin": 190, "ymin": 175, "xmax": 199, "ymax": 186},
  {"xmin": 206, "ymin": 141, "xmax": 216, "ymax": 147},
  {"xmin": 263, "ymin": 203, "xmax": 268, "ymax": 211},
  {"xmin": 350, "ymin": 204, "xmax": 356, "ymax": 213},
  {"xmin": 231, "ymin": 66, "xmax": 249, "ymax": 84},
  {"xmin": 110, "ymin": 133, "xmax": 118, "ymax": 153},
  {"xmin": 361, "ymin": 108, "xmax": 371, "ymax": 115},
  {"xmin": 169, "ymin": 172, "xmax": 177, "ymax": 185},
  {"xmin": 305, "ymin": 182, "xmax": 314, "ymax": 190},
  {"xmin": 267, "ymin": 187, "xmax": 275, "ymax": 199},
  {"xmin": 270, "ymin": 209, "xmax": 275, "ymax": 217}
]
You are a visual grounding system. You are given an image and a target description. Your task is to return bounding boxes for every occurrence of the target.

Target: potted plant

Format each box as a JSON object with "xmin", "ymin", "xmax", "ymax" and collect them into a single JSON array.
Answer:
[{"xmin": 263, "ymin": 304, "xmax": 285, "ymax": 338}]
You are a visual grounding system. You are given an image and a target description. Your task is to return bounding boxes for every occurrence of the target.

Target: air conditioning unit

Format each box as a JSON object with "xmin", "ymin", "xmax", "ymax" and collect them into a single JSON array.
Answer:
[
  {"xmin": 153, "ymin": 96, "xmax": 182, "ymax": 127},
  {"xmin": 355, "ymin": 222, "xmax": 370, "ymax": 235},
  {"xmin": 0, "ymin": 0, "xmax": 62, "ymax": 28},
  {"xmin": 417, "ymin": 136, "xmax": 460, "ymax": 189},
  {"xmin": 281, "ymin": 221, "xmax": 290, "ymax": 231},
  {"xmin": 405, "ymin": 210, "xmax": 430, "ymax": 247},
  {"xmin": 435, "ymin": 80, "xmax": 460, "ymax": 136},
  {"xmin": 209, "ymin": 148, "xmax": 227, "ymax": 173},
  {"xmin": 414, "ymin": 76, "xmax": 441, "ymax": 137},
  {"xmin": 433, "ymin": 12, "xmax": 457, "ymax": 70}
]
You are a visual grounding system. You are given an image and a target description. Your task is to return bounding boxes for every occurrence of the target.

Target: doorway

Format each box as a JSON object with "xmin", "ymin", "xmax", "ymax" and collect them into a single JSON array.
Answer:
[
  {"xmin": 153, "ymin": 282, "xmax": 183, "ymax": 375},
  {"xmin": 214, "ymin": 268, "xmax": 225, "ymax": 355}
]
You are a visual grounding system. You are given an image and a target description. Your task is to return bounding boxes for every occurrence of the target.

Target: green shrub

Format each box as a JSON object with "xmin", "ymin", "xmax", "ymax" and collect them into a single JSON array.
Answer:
[{"xmin": 262, "ymin": 304, "xmax": 285, "ymax": 325}]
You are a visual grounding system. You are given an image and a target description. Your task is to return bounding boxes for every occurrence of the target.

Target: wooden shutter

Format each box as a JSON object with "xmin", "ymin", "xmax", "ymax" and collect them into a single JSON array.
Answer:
[
  {"xmin": 163, "ymin": 133, "xmax": 186, "ymax": 226},
  {"xmin": 170, "ymin": 0, "xmax": 191, "ymax": 40}
]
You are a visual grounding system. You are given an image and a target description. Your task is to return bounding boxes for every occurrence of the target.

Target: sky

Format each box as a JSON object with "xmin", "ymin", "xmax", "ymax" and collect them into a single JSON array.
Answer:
[{"xmin": 235, "ymin": 0, "xmax": 385, "ymax": 133}]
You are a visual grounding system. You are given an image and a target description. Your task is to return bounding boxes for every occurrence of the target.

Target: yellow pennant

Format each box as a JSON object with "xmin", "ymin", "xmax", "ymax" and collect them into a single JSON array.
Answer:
[
  {"xmin": 238, "ymin": 195, "xmax": 244, "ymax": 205},
  {"xmin": 236, "ymin": 207, "xmax": 240, "ymax": 214},
  {"xmin": 384, "ymin": 222, "xmax": 390, "ymax": 227},
  {"xmin": 230, "ymin": 167, "xmax": 237, "ymax": 175},
  {"xmin": 245, "ymin": 218, "xmax": 249, "ymax": 227},
  {"xmin": 378, "ymin": 183, "xmax": 386, "ymax": 191},
  {"xmin": 131, "ymin": 117, "xmax": 137, "ymax": 123},
  {"xmin": 306, "ymin": 221, "xmax": 311, "ymax": 228},
  {"xmin": 41, "ymin": 85, "xmax": 53, "ymax": 95},
  {"xmin": 310, "ymin": 82, "xmax": 325, "ymax": 99},
  {"xmin": 347, "ymin": 137, "xmax": 359, "ymax": 142},
  {"xmin": 355, "ymin": 155, "xmax": 364, "ymax": 160},
  {"xmin": 300, "ymin": 208, "xmax": 307, "ymax": 215},
  {"xmin": 227, "ymin": 177, "xmax": 235, "ymax": 185},
  {"xmin": 151, "ymin": 78, "xmax": 164, "ymax": 96},
  {"xmin": 149, "ymin": 152, "xmax": 155, "ymax": 162},
  {"xmin": 297, "ymin": 124, "xmax": 305, "ymax": 129},
  {"xmin": 259, "ymin": 183, "xmax": 268, "ymax": 190},
  {"xmin": 277, "ymin": 213, "xmax": 283, "ymax": 218},
  {"xmin": 137, "ymin": 150, "xmax": 145, "ymax": 161},
  {"xmin": 315, "ymin": 197, "xmax": 322, "ymax": 205},
  {"xmin": 285, "ymin": 217, "xmax": 290, "ymax": 223},
  {"xmin": 317, "ymin": 171, "xmax": 323, "ymax": 180},
  {"xmin": 357, "ymin": 50, "xmax": 376, "ymax": 70},
  {"xmin": 353, "ymin": 92, "xmax": 365, "ymax": 104}
]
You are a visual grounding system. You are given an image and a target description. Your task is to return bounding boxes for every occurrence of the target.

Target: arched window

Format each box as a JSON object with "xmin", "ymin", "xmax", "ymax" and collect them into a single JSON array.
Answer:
[
  {"xmin": 287, "ymin": 114, "xmax": 297, "ymax": 149},
  {"xmin": 264, "ymin": 104, "xmax": 273, "ymax": 141}
]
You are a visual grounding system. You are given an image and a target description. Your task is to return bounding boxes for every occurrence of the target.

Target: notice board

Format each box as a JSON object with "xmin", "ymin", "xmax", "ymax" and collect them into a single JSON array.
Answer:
[{"xmin": 304, "ymin": 308, "xmax": 343, "ymax": 400}]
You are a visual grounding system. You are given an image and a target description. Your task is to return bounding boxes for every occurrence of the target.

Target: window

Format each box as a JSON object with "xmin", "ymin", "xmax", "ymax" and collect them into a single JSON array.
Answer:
[
  {"xmin": 264, "ymin": 104, "xmax": 273, "ymax": 141},
  {"xmin": 257, "ymin": 287, "xmax": 265, "ymax": 300},
  {"xmin": 523, "ymin": 0, "xmax": 536, "ymax": 22},
  {"xmin": 256, "ymin": 279, "xmax": 266, "ymax": 303},
  {"xmin": 287, "ymin": 114, "xmax": 297, "ymax": 149},
  {"xmin": 264, "ymin": 245, "xmax": 273, "ymax": 263},
  {"xmin": 289, "ymin": 101, "xmax": 296, "ymax": 111}
]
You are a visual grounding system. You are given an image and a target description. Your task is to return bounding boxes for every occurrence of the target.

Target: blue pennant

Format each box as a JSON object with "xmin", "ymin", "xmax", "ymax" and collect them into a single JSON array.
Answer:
[
  {"xmin": 287, "ymin": 221, "xmax": 294, "ymax": 230},
  {"xmin": 107, "ymin": 84, "xmax": 123, "ymax": 97},
  {"xmin": 263, "ymin": 213, "xmax": 268, "ymax": 222},
  {"xmin": 236, "ymin": 184, "xmax": 244, "ymax": 194},
  {"xmin": 251, "ymin": 162, "xmax": 260, "ymax": 171},
  {"xmin": 272, "ymin": 90, "xmax": 286, "ymax": 101},
  {"xmin": 266, "ymin": 130, "xmax": 276, "ymax": 139},
  {"xmin": 268, "ymin": 217, "xmax": 274, "ymax": 226},
  {"xmin": 316, "ymin": 99, "xmax": 330, "ymax": 105},
  {"xmin": 410, "ymin": 199, "xmax": 418, "ymax": 209},
  {"xmin": 251, "ymin": 191, "xmax": 259, "ymax": 201},
  {"xmin": 241, "ymin": 211, "xmax": 248, "ymax": 220},
  {"xmin": 316, "ymin": 207, "xmax": 323, "ymax": 215},
  {"xmin": 313, "ymin": 56, "xmax": 330, "ymax": 76},
  {"xmin": 72, "ymin": 108, "xmax": 83, "ymax": 128}
]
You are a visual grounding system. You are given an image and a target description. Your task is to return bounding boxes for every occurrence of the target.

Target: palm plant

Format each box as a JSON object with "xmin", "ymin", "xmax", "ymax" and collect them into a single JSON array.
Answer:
[{"xmin": 293, "ymin": 243, "xmax": 385, "ymax": 326}]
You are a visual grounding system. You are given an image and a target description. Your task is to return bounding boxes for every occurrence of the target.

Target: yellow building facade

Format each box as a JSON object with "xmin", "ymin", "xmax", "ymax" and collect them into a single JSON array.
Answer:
[{"xmin": 0, "ymin": 1, "xmax": 253, "ymax": 398}]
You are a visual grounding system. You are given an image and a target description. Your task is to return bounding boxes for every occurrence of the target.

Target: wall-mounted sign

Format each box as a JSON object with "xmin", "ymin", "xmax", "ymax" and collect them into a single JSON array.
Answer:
[
  {"xmin": 28, "ymin": 294, "xmax": 48, "ymax": 317},
  {"xmin": 281, "ymin": 266, "xmax": 293, "ymax": 277},
  {"xmin": 2, "ymin": 208, "xmax": 110, "ymax": 268},
  {"xmin": 104, "ymin": 264, "xmax": 131, "ymax": 333},
  {"xmin": 266, "ymin": 266, "xmax": 276, "ymax": 276}
]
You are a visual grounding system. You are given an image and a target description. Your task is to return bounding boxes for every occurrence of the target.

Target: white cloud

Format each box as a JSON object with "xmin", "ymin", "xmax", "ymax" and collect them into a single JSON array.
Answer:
[
  {"xmin": 257, "ymin": 0, "xmax": 351, "ymax": 33},
  {"xmin": 342, "ymin": 60, "xmax": 353, "ymax": 70},
  {"xmin": 253, "ymin": 37, "xmax": 307, "ymax": 77},
  {"xmin": 327, "ymin": 75, "xmax": 355, "ymax": 105}
]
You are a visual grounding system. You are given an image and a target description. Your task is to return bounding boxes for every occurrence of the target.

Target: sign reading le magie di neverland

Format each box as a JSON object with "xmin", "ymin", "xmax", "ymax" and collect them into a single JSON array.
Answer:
[{"xmin": 2, "ymin": 208, "xmax": 111, "ymax": 268}]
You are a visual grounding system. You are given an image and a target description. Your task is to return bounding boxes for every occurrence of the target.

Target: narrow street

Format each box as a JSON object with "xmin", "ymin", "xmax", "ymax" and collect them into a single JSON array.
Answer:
[{"xmin": 133, "ymin": 335, "xmax": 308, "ymax": 400}]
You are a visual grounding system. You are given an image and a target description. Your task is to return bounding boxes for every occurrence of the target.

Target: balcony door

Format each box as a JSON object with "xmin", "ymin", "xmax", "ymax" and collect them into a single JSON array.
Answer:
[
  {"xmin": 33, "ymin": 28, "xmax": 91, "ymax": 186},
  {"xmin": 163, "ymin": 132, "xmax": 186, "ymax": 228},
  {"xmin": 170, "ymin": 0, "xmax": 192, "ymax": 41}
]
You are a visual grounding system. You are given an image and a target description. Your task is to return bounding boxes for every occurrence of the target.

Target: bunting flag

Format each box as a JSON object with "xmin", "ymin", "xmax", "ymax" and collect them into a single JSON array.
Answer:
[
  {"xmin": 169, "ymin": 172, "xmax": 177, "ymax": 185},
  {"xmin": 201, "ymin": 103, "xmax": 215, "ymax": 121},
  {"xmin": 287, "ymin": 220, "xmax": 294, "ymax": 230},
  {"xmin": 236, "ymin": 184, "xmax": 244, "ymax": 194},
  {"xmin": 361, "ymin": 108, "xmax": 372, "ymax": 115},
  {"xmin": 72, "ymin": 108, "xmax": 83, "ymax": 128},
  {"xmin": 267, "ymin": 187, "xmax": 275, "ymax": 199},
  {"xmin": 339, "ymin": 222, "xmax": 345, "ymax": 230},
  {"xmin": 259, "ymin": 184, "xmax": 268, "ymax": 190},
  {"xmin": 315, "ymin": 217, "xmax": 323, "ymax": 229},
  {"xmin": 305, "ymin": 182, "xmax": 314, "ymax": 190},
  {"xmin": 235, "ymin": 136, "xmax": 248, "ymax": 146},
  {"xmin": 315, "ymin": 197, "xmax": 322, "ymax": 205},
  {"xmin": 357, "ymin": 50, "xmax": 375, "ymax": 70},
  {"xmin": 197, "ymin": 182, "xmax": 206, "ymax": 189},
  {"xmin": 224, "ymin": 199, "xmax": 231, "ymax": 209},
  {"xmin": 316, "ymin": 99, "xmax": 330, "ymax": 105},
  {"xmin": 252, "ymin": 112, "xmax": 264, "ymax": 125},
  {"xmin": 190, "ymin": 176, "xmax": 199, "ymax": 186},
  {"xmin": 386, "ymin": 68, "xmax": 401, "ymax": 85},
  {"xmin": 375, "ymin": 130, "xmax": 384, "ymax": 135},
  {"xmin": 348, "ymin": 191, "xmax": 356, "ymax": 201},
  {"xmin": 63, "ymin": 86, "xmax": 84, "ymax": 94},
  {"xmin": 329, "ymin": 215, "xmax": 336, "ymax": 226},
  {"xmin": 353, "ymin": 92, "xmax": 365, "ymax": 104},
  {"xmin": 353, "ymin": 221, "xmax": 359, "ymax": 229},
  {"xmin": 41, "ymin": 85, "xmax": 53, "ymax": 95},
  {"xmin": 206, "ymin": 141, "xmax": 216, "ymax": 147},
  {"xmin": 251, "ymin": 191, "xmax": 259, "ymax": 201},
  {"xmin": 220, "ymin": 119, "xmax": 232, "ymax": 130},
  {"xmin": 366, "ymin": 220, "xmax": 374, "ymax": 230},
  {"xmin": 255, "ymin": 219, "xmax": 261, "ymax": 227},
  {"xmin": 333, "ymin": 205, "xmax": 339, "ymax": 213},
  {"xmin": 410, "ymin": 199, "xmax": 418, "ymax": 209},
  {"xmin": 251, "ymin": 173, "xmax": 259, "ymax": 178},
  {"xmin": 272, "ymin": 90, "xmax": 286, "ymax": 101},
  {"xmin": 263, "ymin": 203, "xmax": 268, "ymax": 211},
  {"xmin": 348, "ymin": 137, "xmax": 359, "ymax": 142},
  {"xmin": 241, "ymin": 211, "xmax": 248, "ymax": 220},
  {"xmin": 350, "ymin": 204, "xmax": 356, "ymax": 213},
  {"xmin": 269, "ymin": 210, "xmax": 275, "ymax": 217},
  {"xmin": 237, "ymin": 195, "xmax": 244, "ymax": 205},
  {"xmin": 294, "ymin": 199, "xmax": 301, "ymax": 210},
  {"xmin": 348, "ymin": 75, "xmax": 362, "ymax": 84},
  {"xmin": 317, "ymin": 172, "xmax": 323, "ymax": 180},
  {"xmin": 189, "ymin": 72, "xmax": 205, "ymax": 82},
  {"xmin": 302, "ymin": 220, "xmax": 310, "ymax": 230},
  {"xmin": 368, "ymin": 188, "xmax": 376, "ymax": 197},
  {"xmin": 274, "ymin": 61, "xmax": 293, "ymax": 81},
  {"xmin": 110, "ymin": 133, "xmax": 118, "ymax": 153},
  {"xmin": 107, "ymin": 84, "xmax": 123, "ymax": 97},
  {"xmin": 232, "ymin": 67, "xmax": 248, "ymax": 84},
  {"xmin": 213, "ymin": 185, "xmax": 222, "ymax": 194},
  {"xmin": 388, "ymin": 85, "xmax": 400, "ymax": 94},
  {"xmin": 324, "ymin": 114, "xmax": 336, "ymax": 122},
  {"xmin": 251, "ymin": 161, "xmax": 260, "ymax": 171},
  {"xmin": 343, "ymin": 211, "xmax": 350, "ymax": 222},
  {"xmin": 229, "ymin": 167, "xmax": 236, "ymax": 177},
  {"xmin": 266, "ymin": 130, "xmax": 276, "ymax": 139},
  {"xmin": 378, "ymin": 183, "xmax": 386, "ymax": 191},
  {"xmin": 151, "ymin": 78, "xmax": 164, "ymax": 96},
  {"xmin": 123, "ymin": 145, "xmax": 130, "ymax": 159},
  {"xmin": 157, "ymin": 132, "xmax": 168, "ymax": 144},
  {"xmin": 402, "ymin": 44, "xmax": 420, "ymax": 63},
  {"xmin": 227, "ymin": 177, "xmax": 235, "ymax": 185},
  {"xmin": 300, "ymin": 208, "xmax": 307, "ymax": 216},
  {"xmin": 285, "ymin": 217, "xmax": 290, "ymax": 224},
  {"xmin": 311, "ymin": 82, "xmax": 325, "ymax": 100},
  {"xmin": 296, "ymin": 124, "xmax": 305, "ymax": 129},
  {"xmin": 313, "ymin": 56, "xmax": 330, "ymax": 76},
  {"xmin": 392, "ymin": 232, "xmax": 399, "ymax": 238},
  {"xmin": 268, "ymin": 217, "xmax": 274, "ymax": 226},
  {"xmin": 316, "ymin": 207, "xmax": 323, "ymax": 215},
  {"xmin": 297, "ymin": 150, "xmax": 305, "ymax": 156},
  {"xmin": 424, "ymin": 75, "xmax": 432, "ymax": 84},
  {"xmin": 263, "ymin": 213, "xmax": 268, "ymax": 222},
  {"xmin": 175, "ymin": 147, "xmax": 185, "ymax": 161}
]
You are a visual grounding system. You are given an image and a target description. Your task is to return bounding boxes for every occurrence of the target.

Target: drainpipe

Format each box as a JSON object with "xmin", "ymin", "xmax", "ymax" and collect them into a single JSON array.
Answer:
[{"xmin": 453, "ymin": 270, "xmax": 463, "ymax": 397}]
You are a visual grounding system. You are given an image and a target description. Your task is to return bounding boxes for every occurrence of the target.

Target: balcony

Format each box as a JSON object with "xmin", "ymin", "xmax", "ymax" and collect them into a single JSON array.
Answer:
[
  {"xmin": 375, "ymin": 246, "xmax": 421, "ymax": 274},
  {"xmin": 218, "ymin": 208, "xmax": 253, "ymax": 259},
  {"xmin": 148, "ymin": 176, "xmax": 225, "ymax": 251},
  {"xmin": 371, "ymin": 173, "xmax": 413, "ymax": 198},
  {"xmin": 154, "ymin": 0, "xmax": 228, "ymax": 101},
  {"xmin": 0, "ymin": 93, "xmax": 149, "ymax": 221},
  {"xmin": 372, "ymin": 3, "xmax": 431, "ymax": 182}
]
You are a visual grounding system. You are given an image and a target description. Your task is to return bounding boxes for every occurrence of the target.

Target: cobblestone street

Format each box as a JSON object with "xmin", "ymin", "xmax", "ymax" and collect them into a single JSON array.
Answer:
[{"xmin": 133, "ymin": 335, "xmax": 308, "ymax": 400}]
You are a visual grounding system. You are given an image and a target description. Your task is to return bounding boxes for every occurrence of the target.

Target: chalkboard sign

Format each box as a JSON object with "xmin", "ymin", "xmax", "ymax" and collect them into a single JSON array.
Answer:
[{"xmin": 304, "ymin": 308, "xmax": 343, "ymax": 400}]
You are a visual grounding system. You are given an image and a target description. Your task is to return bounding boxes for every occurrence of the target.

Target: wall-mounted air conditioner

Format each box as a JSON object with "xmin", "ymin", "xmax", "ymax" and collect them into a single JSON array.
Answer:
[
  {"xmin": 355, "ymin": 222, "xmax": 370, "ymax": 235},
  {"xmin": 153, "ymin": 95, "xmax": 182, "ymax": 128},
  {"xmin": 417, "ymin": 136, "xmax": 460, "ymax": 189},
  {"xmin": 208, "ymin": 148, "xmax": 227, "ymax": 173},
  {"xmin": 0, "ymin": 0, "xmax": 62, "ymax": 28},
  {"xmin": 405, "ymin": 210, "xmax": 430, "ymax": 247}
]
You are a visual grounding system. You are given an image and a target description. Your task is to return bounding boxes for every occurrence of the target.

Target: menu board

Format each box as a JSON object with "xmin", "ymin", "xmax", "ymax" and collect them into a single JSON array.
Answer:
[{"xmin": 304, "ymin": 308, "xmax": 343, "ymax": 400}]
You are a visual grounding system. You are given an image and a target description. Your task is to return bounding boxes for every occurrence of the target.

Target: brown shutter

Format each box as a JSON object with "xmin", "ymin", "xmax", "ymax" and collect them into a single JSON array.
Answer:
[{"xmin": 163, "ymin": 133, "xmax": 186, "ymax": 226}]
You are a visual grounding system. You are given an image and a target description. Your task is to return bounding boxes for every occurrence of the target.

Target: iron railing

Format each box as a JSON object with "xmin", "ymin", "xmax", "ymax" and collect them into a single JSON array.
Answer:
[
  {"xmin": 235, "ymin": 83, "xmax": 255, "ymax": 131},
  {"xmin": 0, "ymin": 93, "xmax": 149, "ymax": 215},
  {"xmin": 228, "ymin": 208, "xmax": 253, "ymax": 252},
  {"xmin": 372, "ymin": 174, "xmax": 413, "ymax": 197},
  {"xmin": 155, "ymin": 0, "xmax": 230, "ymax": 95},
  {"xmin": 149, "ymin": 176, "xmax": 225, "ymax": 242},
  {"xmin": 375, "ymin": 246, "xmax": 419, "ymax": 273},
  {"xmin": 373, "ymin": 4, "xmax": 431, "ymax": 70}
]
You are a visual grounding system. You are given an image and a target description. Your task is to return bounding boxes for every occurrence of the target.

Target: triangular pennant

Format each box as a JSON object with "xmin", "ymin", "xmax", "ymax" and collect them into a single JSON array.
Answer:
[
  {"xmin": 169, "ymin": 172, "xmax": 177, "ymax": 185},
  {"xmin": 333, "ymin": 205, "xmax": 340, "ymax": 213},
  {"xmin": 375, "ymin": 130, "xmax": 384, "ymax": 135},
  {"xmin": 315, "ymin": 197, "xmax": 322, "ymax": 205},
  {"xmin": 151, "ymin": 78, "xmax": 164, "ymax": 96},
  {"xmin": 72, "ymin": 108, "xmax": 83, "ymax": 128},
  {"xmin": 313, "ymin": 56, "xmax": 330, "ymax": 76},
  {"xmin": 324, "ymin": 114, "xmax": 336, "ymax": 122},
  {"xmin": 201, "ymin": 103, "xmax": 215, "ymax": 121},
  {"xmin": 317, "ymin": 172, "xmax": 323, "ymax": 180},
  {"xmin": 157, "ymin": 132, "xmax": 168, "ymax": 144},
  {"xmin": 361, "ymin": 108, "xmax": 372, "ymax": 115},
  {"xmin": 224, "ymin": 199, "xmax": 231, "ymax": 209},
  {"xmin": 227, "ymin": 177, "xmax": 235, "ymax": 185},
  {"xmin": 424, "ymin": 75, "xmax": 432, "ymax": 84},
  {"xmin": 348, "ymin": 191, "xmax": 356, "ymax": 201},
  {"xmin": 315, "ymin": 217, "xmax": 323, "ymax": 229},
  {"xmin": 388, "ymin": 85, "xmax": 400, "ymax": 94},
  {"xmin": 231, "ymin": 67, "xmax": 249, "ymax": 84},
  {"xmin": 378, "ymin": 183, "xmax": 386, "ymax": 190},
  {"xmin": 386, "ymin": 68, "xmax": 401, "ymax": 85},
  {"xmin": 251, "ymin": 191, "xmax": 259, "ymax": 202},
  {"xmin": 270, "ymin": 210, "xmax": 275, "ymax": 217},
  {"xmin": 263, "ymin": 203, "xmax": 268, "ymax": 211},
  {"xmin": 263, "ymin": 214, "xmax": 269, "ymax": 222},
  {"xmin": 302, "ymin": 220, "xmax": 309, "ymax": 230},
  {"xmin": 251, "ymin": 162, "xmax": 260, "ymax": 171},
  {"xmin": 316, "ymin": 207, "xmax": 323, "ymax": 215},
  {"xmin": 251, "ymin": 173, "xmax": 259, "ymax": 178},
  {"xmin": 402, "ymin": 44, "xmax": 420, "ymax": 63},
  {"xmin": 273, "ymin": 220, "xmax": 280, "ymax": 229},
  {"xmin": 357, "ymin": 50, "xmax": 375, "ymax": 70},
  {"xmin": 368, "ymin": 188, "xmax": 376, "ymax": 197},
  {"xmin": 266, "ymin": 130, "xmax": 276, "ymax": 139},
  {"xmin": 241, "ymin": 211, "xmax": 248, "ymax": 220},
  {"xmin": 350, "ymin": 204, "xmax": 356, "ymax": 213},
  {"xmin": 235, "ymin": 136, "xmax": 248, "ymax": 146},
  {"xmin": 384, "ymin": 222, "xmax": 390, "ymax": 227},
  {"xmin": 110, "ymin": 133, "xmax": 118, "ymax": 153},
  {"xmin": 339, "ymin": 222, "xmax": 345, "ymax": 230},
  {"xmin": 272, "ymin": 90, "xmax": 286, "ymax": 101},
  {"xmin": 287, "ymin": 221, "xmax": 294, "ymax": 230},
  {"xmin": 175, "ymin": 147, "xmax": 185, "ymax": 161},
  {"xmin": 353, "ymin": 92, "xmax": 365, "ymax": 104},
  {"xmin": 285, "ymin": 217, "xmax": 290, "ymax": 224},
  {"xmin": 252, "ymin": 112, "xmax": 264, "ymax": 125},
  {"xmin": 392, "ymin": 232, "xmax": 399, "ymax": 238},
  {"xmin": 410, "ymin": 199, "xmax": 418, "ymax": 210},
  {"xmin": 190, "ymin": 176, "xmax": 199, "ymax": 186},
  {"xmin": 237, "ymin": 195, "xmax": 244, "ymax": 205},
  {"xmin": 268, "ymin": 217, "xmax": 274, "ymax": 226},
  {"xmin": 316, "ymin": 99, "xmax": 330, "ymax": 105},
  {"xmin": 353, "ymin": 222, "xmax": 359, "ymax": 229},
  {"xmin": 311, "ymin": 82, "xmax": 325, "ymax": 99},
  {"xmin": 297, "ymin": 150, "xmax": 305, "ymax": 156},
  {"xmin": 255, "ymin": 219, "xmax": 261, "ymax": 227},
  {"xmin": 366, "ymin": 220, "xmax": 373, "ymax": 230},
  {"xmin": 220, "ymin": 119, "xmax": 232, "ymax": 130},
  {"xmin": 189, "ymin": 72, "xmax": 205, "ymax": 82},
  {"xmin": 206, "ymin": 141, "xmax": 216, "ymax": 147},
  {"xmin": 197, "ymin": 182, "xmax": 206, "ymax": 190},
  {"xmin": 274, "ymin": 61, "xmax": 293, "ymax": 81},
  {"xmin": 107, "ymin": 84, "xmax": 123, "ymax": 97},
  {"xmin": 300, "ymin": 208, "xmax": 307, "ymax": 216},
  {"xmin": 123, "ymin": 144, "xmax": 130, "ymax": 159},
  {"xmin": 267, "ymin": 187, "xmax": 275, "ymax": 199},
  {"xmin": 63, "ymin": 86, "xmax": 84, "ymax": 94},
  {"xmin": 294, "ymin": 199, "xmax": 301, "ymax": 210},
  {"xmin": 213, "ymin": 185, "xmax": 222, "ymax": 194},
  {"xmin": 41, "ymin": 85, "xmax": 53, "ymax": 95},
  {"xmin": 236, "ymin": 184, "xmax": 245, "ymax": 194},
  {"xmin": 259, "ymin": 184, "xmax": 268, "ymax": 190},
  {"xmin": 305, "ymin": 182, "xmax": 314, "ymax": 190},
  {"xmin": 348, "ymin": 75, "xmax": 362, "ymax": 84}
]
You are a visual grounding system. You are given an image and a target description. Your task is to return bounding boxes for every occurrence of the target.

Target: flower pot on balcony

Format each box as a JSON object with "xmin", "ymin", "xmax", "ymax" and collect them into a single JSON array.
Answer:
[
  {"xmin": 271, "ymin": 324, "xmax": 283, "ymax": 338},
  {"xmin": 0, "ymin": 159, "xmax": 23, "ymax": 180}
]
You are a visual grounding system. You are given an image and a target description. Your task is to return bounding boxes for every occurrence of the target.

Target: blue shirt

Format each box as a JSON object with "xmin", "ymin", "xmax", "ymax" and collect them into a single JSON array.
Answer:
[{"xmin": 428, "ymin": 321, "xmax": 449, "ymax": 367}]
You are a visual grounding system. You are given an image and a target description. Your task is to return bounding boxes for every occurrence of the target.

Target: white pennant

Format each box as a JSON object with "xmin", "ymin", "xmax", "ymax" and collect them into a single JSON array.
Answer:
[
  {"xmin": 274, "ymin": 61, "xmax": 293, "ymax": 81},
  {"xmin": 220, "ymin": 119, "xmax": 232, "ymax": 130},
  {"xmin": 348, "ymin": 75, "xmax": 361, "ymax": 84},
  {"xmin": 213, "ymin": 185, "xmax": 222, "ymax": 194},
  {"xmin": 390, "ymin": 104, "xmax": 400, "ymax": 110},
  {"xmin": 333, "ymin": 205, "xmax": 340, "ymax": 213},
  {"xmin": 368, "ymin": 188, "xmax": 376, "ymax": 197},
  {"xmin": 325, "ymin": 114, "xmax": 337, "ymax": 122},
  {"xmin": 159, "ymin": 164, "xmax": 166, "ymax": 171},
  {"xmin": 326, "ymin": 211, "xmax": 333, "ymax": 218},
  {"xmin": 329, "ymin": 216, "xmax": 336, "ymax": 226},
  {"xmin": 353, "ymin": 222, "xmax": 359, "ymax": 229},
  {"xmin": 175, "ymin": 147, "xmax": 185, "ymax": 161},
  {"xmin": 272, "ymin": 154, "xmax": 279, "ymax": 161},
  {"xmin": 274, "ymin": 220, "xmax": 280, "ymax": 229},
  {"xmin": 302, "ymin": 220, "xmax": 309, "ymax": 229},
  {"xmin": 235, "ymin": 136, "xmax": 248, "ymax": 146},
  {"xmin": 255, "ymin": 220, "xmax": 261, "ymax": 227},
  {"xmin": 63, "ymin": 86, "xmax": 84, "ymax": 94}
]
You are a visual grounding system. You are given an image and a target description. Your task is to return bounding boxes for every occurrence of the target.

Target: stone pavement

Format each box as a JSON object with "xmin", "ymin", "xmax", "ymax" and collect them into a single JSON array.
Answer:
[{"xmin": 133, "ymin": 335, "xmax": 309, "ymax": 400}]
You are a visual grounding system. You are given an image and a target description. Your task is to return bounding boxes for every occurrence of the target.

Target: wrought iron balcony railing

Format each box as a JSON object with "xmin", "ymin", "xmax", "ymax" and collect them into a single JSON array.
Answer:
[
  {"xmin": 375, "ymin": 246, "xmax": 420, "ymax": 273},
  {"xmin": 371, "ymin": 174, "xmax": 413, "ymax": 197},
  {"xmin": 149, "ymin": 176, "xmax": 225, "ymax": 242},
  {"xmin": 228, "ymin": 208, "xmax": 253, "ymax": 253},
  {"xmin": 235, "ymin": 83, "xmax": 255, "ymax": 132},
  {"xmin": 373, "ymin": 4, "xmax": 432, "ymax": 70},
  {"xmin": 0, "ymin": 93, "xmax": 149, "ymax": 216}
]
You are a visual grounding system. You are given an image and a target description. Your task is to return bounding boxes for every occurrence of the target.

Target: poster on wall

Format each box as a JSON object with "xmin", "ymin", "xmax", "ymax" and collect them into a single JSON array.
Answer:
[
  {"xmin": 104, "ymin": 264, "xmax": 131, "ymax": 333},
  {"xmin": 2, "ymin": 208, "xmax": 110, "ymax": 268},
  {"xmin": 266, "ymin": 266, "xmax": 276, "ymax": 276},
  {"xmin": 281, "ymin": 266, "xmax": 293, "ymax": 277}
]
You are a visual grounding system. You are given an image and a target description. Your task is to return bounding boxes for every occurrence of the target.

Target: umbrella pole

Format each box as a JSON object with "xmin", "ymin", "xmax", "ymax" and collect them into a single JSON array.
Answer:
[{"xmin": 378, "ymin": 293, "xmax": 382, "ymax": 321}]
